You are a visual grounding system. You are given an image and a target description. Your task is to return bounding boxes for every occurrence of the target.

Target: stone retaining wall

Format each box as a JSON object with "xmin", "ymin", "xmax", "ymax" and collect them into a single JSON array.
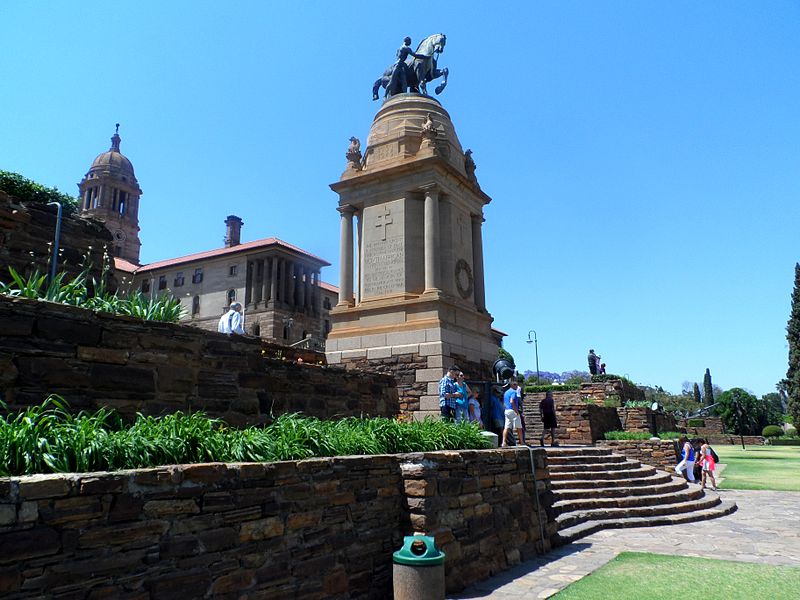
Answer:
[
  {"xmin": 0, "ymin": 296, "xmax": 398, "ymax": 425},
  {"xmin": 598, "ymin": 440, "xmax": 679, "ymax": 472},
  {"xmin": 706, "ymin": 435, "xmax": 765, "ymax": 446},
  {"xmin": 681, "ymin": 417, "xmax": 726, "ymax": 437},
  {"xmin": 579, "ymin": 379, "xmax": 645, "ymax": 404},
  {"xmin": 617, "ymin": 407, "xmax": 677, "ymax": 435},
  {"xmin": 0, "ymin": 449, "xmax": 556, "ymax": 598},
  {"xmin": 522, "ymin": 402, "xmax": 620, "ymax": 444}
]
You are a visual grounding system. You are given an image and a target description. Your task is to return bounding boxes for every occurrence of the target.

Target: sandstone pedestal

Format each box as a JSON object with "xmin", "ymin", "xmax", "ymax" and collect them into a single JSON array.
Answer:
[{"xmin": 327, "ymin": 95, "xmax": 502, "ymax": 419}]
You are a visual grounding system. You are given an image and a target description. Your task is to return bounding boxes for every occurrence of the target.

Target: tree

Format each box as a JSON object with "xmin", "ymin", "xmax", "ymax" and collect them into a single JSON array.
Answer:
[
  {"xmin": 717, "ymin": 388, "xmax": 781, "ymax": 435},
  {"xmin": 703, "ymin": 368, "xmax": 714, "ymax": 407},
  {"xmin": 497, "ymin": 347, "xmax": 515, "ymax": 366},
  {"xmin": 786, "ymin": 263, "xmax": 800, "ymax": 428},
  {"xmin": 693, "ymin": 383, "xmax": 702, "ymax": 405}
]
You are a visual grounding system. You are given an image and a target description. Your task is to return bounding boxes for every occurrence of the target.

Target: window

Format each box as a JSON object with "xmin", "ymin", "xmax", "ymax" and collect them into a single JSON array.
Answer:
[
  {"xmin": 252, "ymin": 323, "xmax": 260, "ymax": 336},
  {"xmin": 192, "ymin": 295, "xmax": 200, "ymax": 316},
  {"xmin": 192, "ymin": 268, "xmax": 203, "ymax": 284},
  {"xmin": 158, "ymin": 275, "xmax": 167, "ymax": 291},
  {"xmin": 141, "ymin": 279, "xmax": 150, "ymax": 294},
  {"xmin": 118, "ymin": 191, "xmax": 127, "ymax": 215},
  {"xmin": 323, "ymin": 297, "xmax": 332, "ymax": 310},
  {"xmin": 283, "ymin": 326, "xmax": 289, "ymax": 340},
  {"xmin": 302, "ymin": 330, "xmax": 308, "ymax": 339},
  {"xmin": 111, "ymin": 189, "xmax": 118, "ymax": 211},
  {"xmin": 324, "ymin": 320, "xmax": 331, "ymax": 335},
  {"xmin": 227, "ymin": 289, "xmax": 236, "ymax": 305},
  {"xmin": 174, "ymin": 272, "xmax": 184, "ymax": 287},
  {"xmin": 229, "ymin": 264, "xmax": 238, "ymax": 277}
]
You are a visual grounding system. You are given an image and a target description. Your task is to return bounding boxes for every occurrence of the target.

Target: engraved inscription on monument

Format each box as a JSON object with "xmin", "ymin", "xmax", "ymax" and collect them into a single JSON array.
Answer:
[{"xmin": 363, "ymin": 237, "xmax": 404, "ymax": 297}]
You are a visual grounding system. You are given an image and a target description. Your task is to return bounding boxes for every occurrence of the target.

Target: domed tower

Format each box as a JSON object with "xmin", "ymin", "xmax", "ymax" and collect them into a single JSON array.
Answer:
[{"xmin": 78, "ymin": 124, "xmax": 142, "ymax": 264}]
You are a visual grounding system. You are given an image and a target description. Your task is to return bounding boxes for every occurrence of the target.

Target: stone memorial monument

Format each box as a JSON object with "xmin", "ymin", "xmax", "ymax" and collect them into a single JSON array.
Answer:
[{"xmin": 327, "ymin": 35, "xmax": 502, "ymax": 419}]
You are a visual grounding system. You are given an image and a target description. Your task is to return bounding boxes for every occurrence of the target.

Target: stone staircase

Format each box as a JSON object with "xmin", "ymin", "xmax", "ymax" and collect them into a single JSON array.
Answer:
[{"xmin": 547, "ymin": 446, "xmax": 737, "ymax": 544}]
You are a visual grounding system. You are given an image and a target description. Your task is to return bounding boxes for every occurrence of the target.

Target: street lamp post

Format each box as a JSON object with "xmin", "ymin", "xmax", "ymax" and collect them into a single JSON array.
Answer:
[
  {"xmin": 46, "ymin": 201, "xmax": 63, "ymax": 284},
  {"xmin": 526, "ymin": 329, "xmax": 539, "ymax": 385}
]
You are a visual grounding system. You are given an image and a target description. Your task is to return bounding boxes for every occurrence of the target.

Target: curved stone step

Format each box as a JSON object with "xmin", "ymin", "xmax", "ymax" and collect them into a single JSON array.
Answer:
[
  {"xmin": 555, "ymin": 498, "xmax": 738, "ymax": 545},
  {"xmin": 556, "ymin": 493, "xmax": 722, "ymax": 530},
  {"xmin": 552, "ymin": 477, "xmax": 689, "ymax": 500},
  {"xmin": 548, "ymin": 460, "xmax": 642, "ymax": 473},
  {"xmin": 553, "ymin": 486, "xmax": 703, "ymax": 513},
  {"xmin": 547, "ymin": 454, "xmax": 628, "ymax": 466},
  {"xmin": 544, "ymin": 447, "xmax": 613, "ymax": 457},
  {"xmin": 550, "ymin": 470, "xmax": 673, "ymax": 490},
  {"xmin": 549, "ymin": 465, "xmax": 657, "ymax": 482}
]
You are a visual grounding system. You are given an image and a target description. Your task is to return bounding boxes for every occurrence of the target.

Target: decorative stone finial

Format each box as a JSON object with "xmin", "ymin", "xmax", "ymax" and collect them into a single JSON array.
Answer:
[
  {"xmin": 464, "ymin": 149, "xmax": 477, "ymax": 183},
  {"xmin": 110, "ymin": 123, "xmax": 121, "ymax": 152},
  {"xmin": 420, "ymin": 113, "xmax": 438, "ymax": 151},
  {"xmin": 346, "ymin": 137, "xmax": 363, "ymax": 171}
]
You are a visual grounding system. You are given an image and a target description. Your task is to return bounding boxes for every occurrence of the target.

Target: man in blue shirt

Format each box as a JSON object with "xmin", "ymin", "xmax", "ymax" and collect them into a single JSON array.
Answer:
[
  {"xmin": 502, "ymin": 380, "xmax": 526, "ymax": 447},
  {"xmin": 438, "ymin": 365, "xmax": 462, "ymax": 421}
]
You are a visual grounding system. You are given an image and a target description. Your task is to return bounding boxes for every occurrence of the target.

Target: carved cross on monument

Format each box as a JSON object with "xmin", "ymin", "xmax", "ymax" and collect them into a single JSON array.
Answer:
[{"xmin": 375, "ymin": 207, "xmax": 394, "ymax": 241}]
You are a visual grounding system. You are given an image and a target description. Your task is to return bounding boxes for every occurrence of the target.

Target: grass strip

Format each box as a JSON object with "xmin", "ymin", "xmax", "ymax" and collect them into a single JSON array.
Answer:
[
  {"xmin": 716, "ymin": 445, "xmax": 800, "ymax": 491},
  {"xmin": 553, "ymin": 552, "xmax": 800, "ymax": 600}
]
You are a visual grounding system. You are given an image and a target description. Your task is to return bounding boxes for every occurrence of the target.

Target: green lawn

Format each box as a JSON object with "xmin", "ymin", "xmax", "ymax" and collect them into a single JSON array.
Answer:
[
  {"xmin": 552, "ymin": 552, "xmax": 800, "ymax": 600},
  {"xmin": 716, "ymin": 445, "xmax": 800, "ymax": 491}
]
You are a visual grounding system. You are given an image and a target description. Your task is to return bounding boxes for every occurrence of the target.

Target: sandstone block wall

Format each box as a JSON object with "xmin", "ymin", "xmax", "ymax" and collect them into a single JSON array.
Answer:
[
  {"xmin": 579, "ymin": 379, "xmax": 645, "ymax": 405},
  {"xmin": 598, "ymin": 440, "xmax": 679, "ymax": 472},
  {"xmin": 0, "ymin": 449, "xmax": 557, "ymax": 598},
  {"xmin": 523, "ymin": 402, "xmax": 621, "ymax": 444},
  {"xmin": 0, "ymin": 296, "xmax": 398, "ymax": 425},
  {"xmin": 617, "ymin": 407, "xmax": 677, "ymax": 434}
]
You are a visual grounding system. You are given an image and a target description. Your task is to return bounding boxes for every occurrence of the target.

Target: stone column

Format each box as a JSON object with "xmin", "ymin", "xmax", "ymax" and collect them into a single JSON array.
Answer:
[
  {"xmin": 276, "ymin": 258, "xmax": 284, "ymax": 307},
  {"xmin": 297, "ymin": 266, "xmax": 306, "ymax": 311},
  {"xmin": 254, "ymin": 259, "xmax": 264, "ymax": 305},
  {"xmin": 314, "ymin": 270, "xmax": 322, "ymax": 315},
  {"xmin": 337, "ymin": 206, "xmax": 355, "ymax": 306},
  {"xmin": 269, "ymin": 258, "xmax": 278, "ymax": 307},
  {"xmin": 263, "ymin": 258, "xmax": 272, "ymax": 305},
  {"xmin": 423, "ymin": 186, "xmax": 441, "ymax": 293},
  {"xmin": 244, "ymin": 261, "xmax": 253, "ymax": 306},
  {"xmin": 356, "ymin": 210, "xmax": 363, "ymax": 304},
  {"xmin": 471, "ymin": 215, "xmax": 486, "ymax": 311}
]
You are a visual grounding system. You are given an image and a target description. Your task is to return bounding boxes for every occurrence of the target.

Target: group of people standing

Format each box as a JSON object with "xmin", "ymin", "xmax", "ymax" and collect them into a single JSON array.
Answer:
[
  {"xmin": 587, "ymin": 348, "xmax": 606, "ymax": 376},
  {"xmin": 438, "ymin": 367, "xmax": 558, "ymax": 448},
  {"xmin": 675, "ymin": 437, "xmax": 718, "ymax": 491}
]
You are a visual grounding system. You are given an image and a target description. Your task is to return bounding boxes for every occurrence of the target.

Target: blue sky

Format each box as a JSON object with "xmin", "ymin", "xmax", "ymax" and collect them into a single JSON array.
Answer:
[{"xmin": 2, "ymin": 1, "xmax": 798, "ymax": 396}]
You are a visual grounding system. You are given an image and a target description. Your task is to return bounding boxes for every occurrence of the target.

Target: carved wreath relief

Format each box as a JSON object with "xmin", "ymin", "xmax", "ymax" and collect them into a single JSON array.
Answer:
[{"xmin": 454, "ymin": 258, "xmax": 474, "ymax": 299}]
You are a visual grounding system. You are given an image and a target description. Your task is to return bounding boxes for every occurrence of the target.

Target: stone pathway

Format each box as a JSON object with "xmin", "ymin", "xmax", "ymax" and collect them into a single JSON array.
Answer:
[{"xmin": 449, "ymin": 489, "xmax": 800, "ymax": 599}]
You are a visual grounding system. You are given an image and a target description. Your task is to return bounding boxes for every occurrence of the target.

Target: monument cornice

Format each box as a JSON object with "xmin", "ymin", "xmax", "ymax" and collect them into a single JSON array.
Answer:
[{"xmin": 330, "ymin": 155, "xmax": 491, "ymax": 205}]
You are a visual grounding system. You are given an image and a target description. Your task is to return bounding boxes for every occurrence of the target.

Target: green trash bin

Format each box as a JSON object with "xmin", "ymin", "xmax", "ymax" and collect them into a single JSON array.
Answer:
[{"xmin": 393, "ymin": 535, "xmax": 446, "ymax": 600}]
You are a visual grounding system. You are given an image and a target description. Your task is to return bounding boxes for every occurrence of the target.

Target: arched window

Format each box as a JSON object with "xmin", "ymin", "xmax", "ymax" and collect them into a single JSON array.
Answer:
[
  {"xmin": 252, "ymin": 323, "xmax": 260, "ymax": 336},
  {"xmin": 192, "ymin": 295, "xmax": 200, "ymax": 316},
  {"xmin": 283, "ymin": 326, "xmax": 289, "ymax": 340},
  {"xmin": 227, "ymin": 289, "xmax": 236, "ymax": 305}
]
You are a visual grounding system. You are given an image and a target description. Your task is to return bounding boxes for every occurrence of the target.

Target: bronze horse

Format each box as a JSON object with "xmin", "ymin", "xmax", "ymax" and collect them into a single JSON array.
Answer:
[{"xmin": 372, "ymin": 34, "xmax": 449, "ymax": 100}]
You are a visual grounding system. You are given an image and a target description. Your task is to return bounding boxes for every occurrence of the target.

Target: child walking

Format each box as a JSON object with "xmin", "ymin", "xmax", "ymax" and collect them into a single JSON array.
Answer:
[{"xmin": 698, "ymin": 439, "xmax": 717, "ymax": 491}]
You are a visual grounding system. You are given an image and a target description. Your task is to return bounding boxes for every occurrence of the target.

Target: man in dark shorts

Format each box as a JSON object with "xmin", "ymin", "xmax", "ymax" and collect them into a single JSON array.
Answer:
[
  {"xmin": 540, "ymin": 390, "xmax": 558, "ymax": 447},
  {"xmin": 438, "ymin": 365, "xmax": 461, "ymax": 421}
]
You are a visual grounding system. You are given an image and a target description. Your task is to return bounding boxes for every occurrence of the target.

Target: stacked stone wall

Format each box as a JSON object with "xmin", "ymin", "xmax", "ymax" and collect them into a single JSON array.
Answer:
[
  {"xmin": 0, "ymin": 449, "xmax": 557, "ymax": 598},
  {"xmin": 0, "ymin": 296, "xmax": 398, "ymax": 425},
  {"xmin": 617, "ymin": 407, "xmax": 677, "ymax": 435},
  {"xmin": 579, "ymin": 380, "xmax": 645, "ymax": 405},
  {"xmin": 0, "ymin": 191, "xmax": 115, "ymax": 288},
  {"xmin": 528, "ymin": 402, "xmax": 621, "ymax": 444},
  {"xmin": 598, "ymin": 440, "xmax": 679, "ymax": 472},
  {"xmin": 680, "ymin": 416, "xmax": 726, "ymax": 437}
]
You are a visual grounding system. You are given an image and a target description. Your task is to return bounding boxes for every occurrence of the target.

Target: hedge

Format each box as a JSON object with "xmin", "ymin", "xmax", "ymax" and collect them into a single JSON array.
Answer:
[
  {"xmin": 687, "ymin": 418, "xmax": 706, "ymax": 427},
  {"xmin": 523, "ymin": 384, "xmax": 580, "ymax": 393}
]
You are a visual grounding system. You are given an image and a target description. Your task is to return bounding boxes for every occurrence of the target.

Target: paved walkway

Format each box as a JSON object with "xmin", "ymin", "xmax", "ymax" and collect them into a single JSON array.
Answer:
[{"xmin": 449, "ymin": 489, "xmax": 800, "ymax": 599}]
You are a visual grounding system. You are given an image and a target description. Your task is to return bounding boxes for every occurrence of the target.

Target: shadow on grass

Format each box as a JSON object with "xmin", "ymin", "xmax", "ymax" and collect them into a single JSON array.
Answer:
[{"xmin": 448, "ymin": 542, "xmax": 593, "ymax": 599}]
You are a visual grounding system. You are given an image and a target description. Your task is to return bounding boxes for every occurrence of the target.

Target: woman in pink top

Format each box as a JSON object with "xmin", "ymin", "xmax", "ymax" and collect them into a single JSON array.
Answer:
[{"xmin": 698, "ymin": 439, "xmax": 717, "ymax": 491}]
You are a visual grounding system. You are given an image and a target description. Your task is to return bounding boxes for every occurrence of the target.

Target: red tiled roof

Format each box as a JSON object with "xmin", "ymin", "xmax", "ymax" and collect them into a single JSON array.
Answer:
[
  {"xmin": 113, "ymin": 257, "xmax": 139, "ymax": 273},
  {"xmin": 319, "ymin": 281, "xmax": 339, "ymax": 294},
  {"xmin": 133, "ymin": 237, "xmax": 331, "ymax": 273}
]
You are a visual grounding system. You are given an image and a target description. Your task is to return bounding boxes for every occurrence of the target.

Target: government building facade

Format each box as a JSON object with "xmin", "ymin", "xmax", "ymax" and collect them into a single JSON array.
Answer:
[{"xmin": 78, "ymin": 126, "xmax": 338, "ymax": 348}]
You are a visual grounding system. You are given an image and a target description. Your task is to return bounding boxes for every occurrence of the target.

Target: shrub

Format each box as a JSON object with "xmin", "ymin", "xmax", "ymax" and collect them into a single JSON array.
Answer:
[
  {"xmin": 687, "ymin": 418, "xmax": 706, "ymax": 427},
  {"xmin": 768, "ymin": 438, "xmax": 800, "ymax": 446},
  {"xmin": 0, "ymin": 170, "xmax": 79, "ymax": 214},
  {"xmin": 604, "ymin": 431, "xmax": 652, "ymax": 440},
  {"xmin": 591, "ymin": 374, "xmax": 637, "ymax": 387},
  {"xmin": 762, "ymin": 425, "xmax": 784, "ymax": 438},
  {"xmin": 603, "ymin": 397, "xmax": 621, "ymax": 408},
  {"xmin": 623, "ymin": 400, "xmax": 652, "ymax": 408},
  {"xmin": 657, "ymin": 431, "xmax": 684, "ymax": 440},
  {"xmin": 523, "ymin": 384, "xmax": 580, "ymax": 393},
  {"xmin": 0, "ymin": 397, "xmax": 491, "ymax": 476}
]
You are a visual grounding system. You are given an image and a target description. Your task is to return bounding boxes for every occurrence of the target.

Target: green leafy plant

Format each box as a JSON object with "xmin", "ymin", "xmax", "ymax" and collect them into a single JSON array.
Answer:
[
  {"xmin": 687, "ymin": 418, "xmax": 706, "ymax": 427},
  {"xmin": 762, "ymin": 425, "xmax": 783, "ymax": 438},
  {"xmin": 604, "ymin": 431, "xmax": 652, "ymax": 440},
  {"xmin": 0, "ymin": 397, "xmax": 491, "ymax": 476},
  {"xmin": 0, "ymin": 266, "xmax": 184, "ymax": 323},
  {"xmin": 622, "ymin": 400, "xmax": 651, "ymax": 408},
  {"xmin": 657, "ymin": 431, "xmax": 684, "ymax": 440}
]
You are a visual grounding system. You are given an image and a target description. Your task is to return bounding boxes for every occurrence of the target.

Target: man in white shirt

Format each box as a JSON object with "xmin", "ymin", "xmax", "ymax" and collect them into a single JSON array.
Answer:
[{"xmin": 218, "ymin": 302, "xmax": 245, "ymax": 335}]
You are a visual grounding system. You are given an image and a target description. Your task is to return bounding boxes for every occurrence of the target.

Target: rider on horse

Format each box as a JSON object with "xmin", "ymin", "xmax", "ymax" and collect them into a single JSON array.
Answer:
[{"xmin": 394, "ymin": 37, "xmax": 427, "ymax": 95}]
